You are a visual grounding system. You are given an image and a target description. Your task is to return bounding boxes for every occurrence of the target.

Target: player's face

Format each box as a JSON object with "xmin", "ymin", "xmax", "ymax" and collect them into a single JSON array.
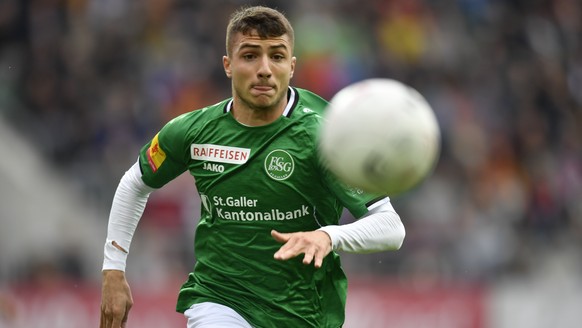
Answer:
[{"xmin": 223, "ymin": 31, "xmax": 296, "ymax": 113}]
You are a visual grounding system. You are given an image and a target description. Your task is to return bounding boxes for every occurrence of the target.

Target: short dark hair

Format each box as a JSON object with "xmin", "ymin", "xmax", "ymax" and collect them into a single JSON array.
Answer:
[{"xmin": 225, "ymin": 6, "xmax": 294, "ymax": 56}]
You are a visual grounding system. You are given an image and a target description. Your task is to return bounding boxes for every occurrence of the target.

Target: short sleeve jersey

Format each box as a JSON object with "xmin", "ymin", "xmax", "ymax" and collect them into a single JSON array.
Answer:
[{"xmin": 138, "ymin": 87, "xmax": 381, "ymax": 328}]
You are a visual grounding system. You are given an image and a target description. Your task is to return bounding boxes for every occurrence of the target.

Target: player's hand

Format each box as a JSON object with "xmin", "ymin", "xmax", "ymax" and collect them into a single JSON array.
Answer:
[
  {"xmin": 271, "ymin": 230, "xmax": 332, "ymax": 268},
  {"xmin": 100, "ymin": 270, "xmax": 133, "ymax": 328}
]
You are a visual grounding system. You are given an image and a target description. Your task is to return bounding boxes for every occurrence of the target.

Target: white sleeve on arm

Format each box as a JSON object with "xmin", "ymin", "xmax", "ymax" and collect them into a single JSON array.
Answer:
[
  {"xmin": 102, "ymin": 161, "xmax": 155, "ymax": 271},
  {"xmin": 318, "ymin": 197, "xmax": 405, "ymax": 253}
]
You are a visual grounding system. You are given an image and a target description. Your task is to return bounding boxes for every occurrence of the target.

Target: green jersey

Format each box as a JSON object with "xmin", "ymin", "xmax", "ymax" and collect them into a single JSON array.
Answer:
[{"xmin": 138, "ymin": 87, "xmax": 379, "ymax": 328}]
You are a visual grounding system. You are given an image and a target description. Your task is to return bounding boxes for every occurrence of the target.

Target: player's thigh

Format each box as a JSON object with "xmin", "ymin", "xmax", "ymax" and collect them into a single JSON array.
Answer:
[{"xmin": 184, "ymin": 302, "xmax": 252, "ymax": 328}]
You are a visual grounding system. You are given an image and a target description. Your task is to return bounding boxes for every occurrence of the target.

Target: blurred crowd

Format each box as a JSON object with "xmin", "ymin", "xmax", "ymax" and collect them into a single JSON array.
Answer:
[{"xmin": 0, "ymin": 0, "xmax": 581, "ymax": 288}]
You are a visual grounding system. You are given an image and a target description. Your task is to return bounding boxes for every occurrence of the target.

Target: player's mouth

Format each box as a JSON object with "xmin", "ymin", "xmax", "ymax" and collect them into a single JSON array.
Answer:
[{"xmin": 251, "ymin": 85, "xmax": 275, "ymax": 93}]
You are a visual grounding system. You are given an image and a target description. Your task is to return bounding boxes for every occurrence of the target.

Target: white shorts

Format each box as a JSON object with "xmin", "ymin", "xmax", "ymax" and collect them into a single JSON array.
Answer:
[{"xmin": 184, "ymin": 302, "xmax": 253, "ymax": 328}]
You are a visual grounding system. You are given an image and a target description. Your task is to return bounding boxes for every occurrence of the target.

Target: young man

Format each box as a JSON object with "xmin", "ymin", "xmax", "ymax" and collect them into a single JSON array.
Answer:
[{"xmin": 100, "ymin": 6, "xmax": 405, "ymax": 328}]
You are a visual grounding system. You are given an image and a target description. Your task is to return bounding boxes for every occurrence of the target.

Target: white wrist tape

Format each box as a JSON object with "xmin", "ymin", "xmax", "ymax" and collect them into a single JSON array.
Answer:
[
  {"xmin": 318, "ymin": 197, "xmax": 405, "ymax": 253},
  {"xmin": 102, "ymin": 161, "xmax": 155, "ymax": 271}
]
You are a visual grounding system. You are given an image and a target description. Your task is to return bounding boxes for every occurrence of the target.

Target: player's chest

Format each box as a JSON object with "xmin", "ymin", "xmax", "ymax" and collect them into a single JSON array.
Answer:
[{"xmin": 186, "ymin": 127, "xmax": 319, "ymax": 191}]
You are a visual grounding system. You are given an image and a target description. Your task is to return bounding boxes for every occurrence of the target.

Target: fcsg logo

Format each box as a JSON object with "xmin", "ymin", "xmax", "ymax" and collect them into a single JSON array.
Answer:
[{"xmin": 264, "ymin": 149, "xmax": 295, "ymax": 181}]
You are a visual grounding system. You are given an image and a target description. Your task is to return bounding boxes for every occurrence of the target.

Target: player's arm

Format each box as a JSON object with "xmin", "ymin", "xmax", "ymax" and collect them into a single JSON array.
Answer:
[
  {"xmin": 100, "ymin": 113, "xmax": 190, "ymax": 327},
  {"xmin": 100, "ymin": 161, "xmax": 155, "ymax": 328},
  {"xmin": 271, "ymin": 198, "xmax": 404, "ymax": 268},
  {"xmin": 318, "ymin": 197, "xmax": 405, "ymax": 253},
  {"xmin": 100, "ymin": 109, "xmax": 191, "ymax": 326},
  {"xmin": 103, "ymin": 162, "xmax": 154, "ymax": 271}
]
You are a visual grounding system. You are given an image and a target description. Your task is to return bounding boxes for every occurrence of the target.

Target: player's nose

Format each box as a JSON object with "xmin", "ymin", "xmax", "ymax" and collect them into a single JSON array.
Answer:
[{"xmin": 257, "ymin": 55, "xmax": 272, "ymax": 78}]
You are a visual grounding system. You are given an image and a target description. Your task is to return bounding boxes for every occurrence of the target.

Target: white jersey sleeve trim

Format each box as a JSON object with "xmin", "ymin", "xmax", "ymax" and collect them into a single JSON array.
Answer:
[
  {"xmin": 102, "ymin": 161, "xmax": 155, "ymax": 271},
  {"xmin": 318, "ymin": 197, "xmax": 405, "ymax": 253}
]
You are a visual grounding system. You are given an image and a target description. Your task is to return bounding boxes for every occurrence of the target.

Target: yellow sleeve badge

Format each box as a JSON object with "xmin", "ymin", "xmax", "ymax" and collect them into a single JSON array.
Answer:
[{"xmin": 146, "ymin": 133, "xmax": 166, "ymax": 172}]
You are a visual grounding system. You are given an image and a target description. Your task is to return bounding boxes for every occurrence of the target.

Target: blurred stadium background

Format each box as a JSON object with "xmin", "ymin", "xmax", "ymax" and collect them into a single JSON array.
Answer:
[{"xmin": 0, "ymin": 0, "xmax": 581, "ymax": 327}]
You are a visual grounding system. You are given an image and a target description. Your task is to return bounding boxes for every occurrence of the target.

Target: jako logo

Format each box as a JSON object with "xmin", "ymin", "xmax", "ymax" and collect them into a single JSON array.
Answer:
[{"xmin": 264, "ymin": 149, "xmax": 294, "ymax": 181}]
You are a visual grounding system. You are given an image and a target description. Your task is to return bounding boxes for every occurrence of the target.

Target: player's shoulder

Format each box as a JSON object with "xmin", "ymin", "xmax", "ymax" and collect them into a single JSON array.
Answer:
[
  {"xmin": 293, "ymin": 87, "xmax": 329, "ymax": 115},
  {"xmin": 164, "ymin": 99, "xmax": 231, "ymax": 130},
  {"xmin": 289, "ymin": 87, "xmax": 329, "ymax": 128},
  {"xmin": 286, "ymin": 88, "xmax": 329, "ymax": 145}
]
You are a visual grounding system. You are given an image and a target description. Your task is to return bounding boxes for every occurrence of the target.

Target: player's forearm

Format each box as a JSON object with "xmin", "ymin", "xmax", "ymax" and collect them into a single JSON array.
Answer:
[
  {"xmin": 318, "ymin": 198, "xmax": 405, "ymax": 253},
  {"xmin": 103, "ymin": 161, "xmax": 154, "ymax": 271}
]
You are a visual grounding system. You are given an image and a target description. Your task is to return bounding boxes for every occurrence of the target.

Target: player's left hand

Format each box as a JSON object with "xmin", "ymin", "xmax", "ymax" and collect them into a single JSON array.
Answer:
[{"xmin": 271, "ymin": 230, "xmax": 332, "ymax": 268}]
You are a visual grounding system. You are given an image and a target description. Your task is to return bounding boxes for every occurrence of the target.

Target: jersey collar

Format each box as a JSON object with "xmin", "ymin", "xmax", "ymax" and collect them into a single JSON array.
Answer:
[{"xmin": 224, "ymin": 87, "xmax": 298, "ymax": 118}]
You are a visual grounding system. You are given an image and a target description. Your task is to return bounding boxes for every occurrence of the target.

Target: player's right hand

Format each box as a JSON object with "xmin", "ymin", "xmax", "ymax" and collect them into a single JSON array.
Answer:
[{"xmin": 100, "ymin": 270, "xmax": 133, "ymax": 328}]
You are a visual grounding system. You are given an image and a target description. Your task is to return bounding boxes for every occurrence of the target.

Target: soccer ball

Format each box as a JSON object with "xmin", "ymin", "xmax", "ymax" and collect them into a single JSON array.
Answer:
[{"xmin": 318, "ymin": 78, "xmax": 440, "ymax": 196}]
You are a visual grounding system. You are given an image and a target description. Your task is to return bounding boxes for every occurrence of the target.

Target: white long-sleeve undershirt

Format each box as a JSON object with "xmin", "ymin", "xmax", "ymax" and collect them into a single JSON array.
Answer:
[
  {"xmin": 103, "ymin": 162, "xmax": 405, "ymax": 271},
  {"xmin": 103, "ymin": 161, "xmax": 154, "ymax": 271},
  {"xmin": 318, "ymin": 197, "xmax": 405, "ymax": 253}
]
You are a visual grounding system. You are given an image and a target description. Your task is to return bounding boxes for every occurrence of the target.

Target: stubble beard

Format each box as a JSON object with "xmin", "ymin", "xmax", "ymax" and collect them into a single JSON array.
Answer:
[{"xmin": 236, "ymin": 85, "xmax": 287, "ymax": 113}]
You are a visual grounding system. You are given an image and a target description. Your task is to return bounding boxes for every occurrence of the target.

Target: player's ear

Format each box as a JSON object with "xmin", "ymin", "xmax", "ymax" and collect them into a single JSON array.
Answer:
[
  {"xmin": 223, "ymin": 55, "xmax": 232, "ymax": 78},
  {"xmin": 290, "ymin": 56, "xmax": 296, "ymax": 79}
]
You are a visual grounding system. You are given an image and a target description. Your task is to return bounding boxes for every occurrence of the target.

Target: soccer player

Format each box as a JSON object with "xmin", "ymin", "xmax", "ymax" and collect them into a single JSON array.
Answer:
[{"xmin": 100, "ymin": 6, "xmax": 405, "ymax": 328}]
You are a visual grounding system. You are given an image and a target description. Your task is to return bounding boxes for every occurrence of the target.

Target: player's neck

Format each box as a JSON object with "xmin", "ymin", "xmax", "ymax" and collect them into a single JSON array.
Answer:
[{"xmin": 231, "ymin": 99, "xmax": 287, "ymax": 127}]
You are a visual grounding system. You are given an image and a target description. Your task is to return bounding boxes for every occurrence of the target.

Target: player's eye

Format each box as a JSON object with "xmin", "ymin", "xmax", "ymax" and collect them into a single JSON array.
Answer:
[
  {"xmin": 272, "ymin": 54, "xmax": 285, "ymax": 61},
  {"xmin": 242, "ymin": 53, "xmax": 256, "ymax": 60}
]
